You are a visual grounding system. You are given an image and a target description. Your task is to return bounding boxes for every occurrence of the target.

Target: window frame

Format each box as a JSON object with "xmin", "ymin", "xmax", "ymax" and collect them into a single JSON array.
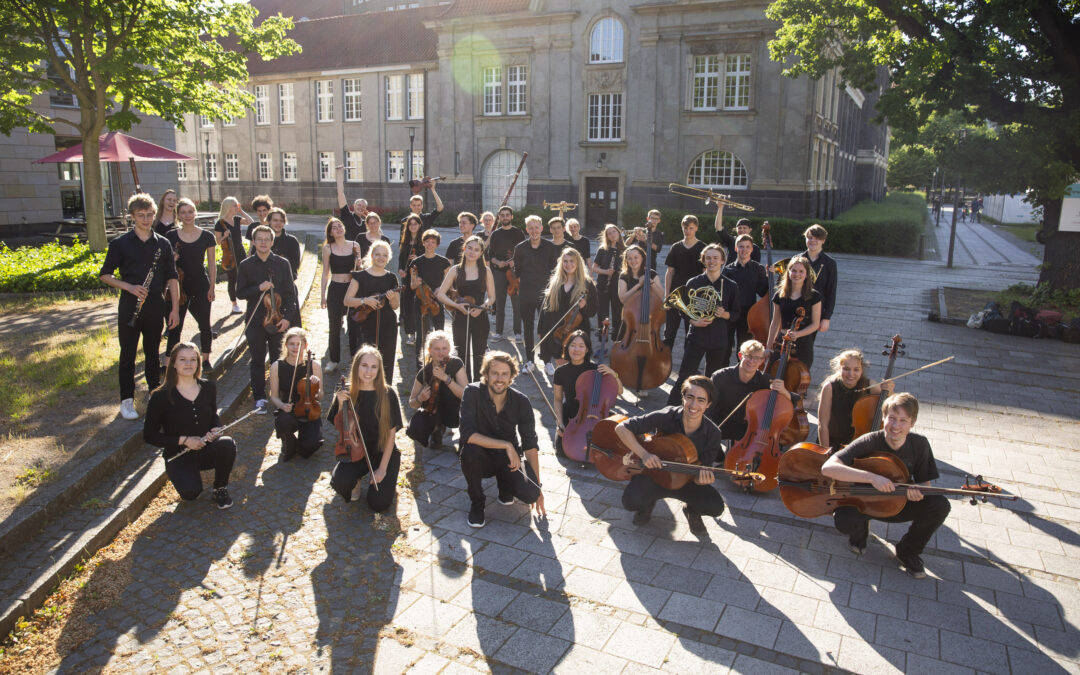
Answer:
[
  {"xmin": 257, "ymin": 152, "xmax": 272, "ymax": 181},
  {"xmin": 282, "ymin": 152, "xmax": 298, "ymax": 181},
  {"xmin": 343, "ymin": 77, "xmax": 362, "ymax": 122},
  {"xmin": 177, "ymin": 161, "xmax": 188, "ymax": 181},
  {"xmin": 386, "ymin": 150, "xmax": 405, "ymax": 183},
  {"xmin": 507, "ymin": 65, "xmax": 528, "ymax": 115},
  {"xmin": 385, "ymin": 74, "xmax": 403, "ymax": 121},
  {"xmin": 407, "ymin": 73, "xmax": 424, "ymax": 120},
  {"xmin": 254, "ymin": 85, "xmax": 269, "ymax": 125},
  {"xmin": 318, "ymin": 151, "xmax": 335, "ymax": 182},
  {"xmin": 587, "ymin": 92, "xmax": 623, "ymax": 142},
  {"xmin": 316, "ymin": 79, "xmax": 335, "ymax": 123},
  {"xmin": 482, "ymin": 66, "xmax": 502, "ymax": 116},
  {"xmin": 225, "ymin": 153, "xmax": 239, "ymax": 181},
  {"xmin": 206, "ymin": 154, "xmax": 218, "ymax": 181},
  {"xmin": 345, "ymin": 150, "xmax": 363, "ymax": 182},
  {"xmin": 589, "ymin": 17, "xmax": 625, "ymax": 64},
  {"xmin": 723, "ymin": 54, "xmax": 751, "ymax": 111},
  {"xmin": 687, "ymin": 150, "xmax": 749, "ymax": 190},
  {"xmin": 278, "ymin": 82, "xmax": 295, "ymax": 124}
]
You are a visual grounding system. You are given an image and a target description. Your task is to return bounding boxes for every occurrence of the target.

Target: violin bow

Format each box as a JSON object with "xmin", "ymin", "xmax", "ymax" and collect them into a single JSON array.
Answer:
[
  {"xmin": 166, "ymin": 408, "xmax": 260, "ymax": 463},
  {"xmin": 219, "ymin": 289, "xmax": 269, "ymax": 364},
  {"xmin": 855, "ymin": 356, "xmax": 955, "ymax": 392},
  {"xmin": 534, "ymin": 290, "xmax": 587, "ymax": 350},
  {"xmin": 521, "ymin": 362, "xmax": 564, "ymax": 431},
  {"xmin": 714, "ymin": 392, "xmax": 753, "ymax": 430}
]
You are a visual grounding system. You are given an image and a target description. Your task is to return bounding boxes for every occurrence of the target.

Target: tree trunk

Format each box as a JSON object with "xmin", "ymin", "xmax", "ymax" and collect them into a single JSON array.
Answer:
[
  {"xmin": 1037, "ymin": 199, "xmax": 1080, "ymax": 291},
  {"xmin": 81, "ymin": 133, "xmax": 108, "ymax": 252}
]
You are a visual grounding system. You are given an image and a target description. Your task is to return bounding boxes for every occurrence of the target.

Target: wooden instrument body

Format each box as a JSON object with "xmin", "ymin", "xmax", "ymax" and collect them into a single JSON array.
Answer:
[
  {"xmin": 745, "ymin": 223, "xmax": 773, "ymax": 345},
  {"xmin": 777, "ymin": 443, "xmax": 909, "ymax": 518},
  {"xmin": 588, "ymin": 417, "xmax": 700, "ymax": 490},
  {"xmin": 724, "ymin": 388, "xmax": 793, "ymax": 492},
  {"xmin": 610, "ymin": 280, "xmax": 671, "ymax": 390},
  {"xmin": 220, "ymin": 234, "xmax": 236, "ymax": 271},
  {"xmin": 262, "ymin": 272, "xmax": 284, "ymax": 329},
  {"xmin": 562, "ymin": 367, "xmax": 620, "ymax": 462},
  {"xmin": 411, "ymin": 268, "xmax": 441, "ymax": 317},
  {"xmin": 768, "ymin": 356, "xmax": 811, "ymax": 445},
  {"xmin": 850, "ymin": 335, "xmax": 904, "ymax": 440},
  {"xmin": 333, "ymin": 378, "xmax": 368, "ymax": 463},
  {"xmin": 349, "ymin": 284, "xmax": 402, "ymax": 323},
  {"xmin": 293, "ymin": 350, "xmax": 322, "ymax": 421},
  {"xmin": 422, "ymin": 359, "xmax": 443, "ymax": 415},
  {"xmin": 409, "ymin": 176, "xmax": 445, "ymax": 194}
]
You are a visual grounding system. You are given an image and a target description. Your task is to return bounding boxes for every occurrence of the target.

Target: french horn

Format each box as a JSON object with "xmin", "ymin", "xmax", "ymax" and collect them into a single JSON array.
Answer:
[{"xmin": 663, "ymin": 285, "xmax": 723, "ymax": 322}]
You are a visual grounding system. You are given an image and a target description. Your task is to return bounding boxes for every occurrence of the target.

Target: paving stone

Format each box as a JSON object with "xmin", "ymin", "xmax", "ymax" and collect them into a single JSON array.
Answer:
[
  {"xmin": 510, "ymin": 553, "xmax": 568, "ymax": 591},
  {"xmin": 551, "ymin": 644, "xmax": 628, "ymax": 673},
  {"xmin": 469, "ymin": 542, "xmax": 529, "ymax": 576},
  {"xmin": 657, "ymin": 591, "xmax": 725, "ymax": 632},
  {"xmin": 556, "ymin": 540, "xmax": 617, "ymax": 572},
  {"xmin": 448, "ymin": 578, "xmax": 519, "ymax": 618},
  {"xmin": 660, "ymin": 638, "xmax": 737, "ymax": 672},
  {"xmin": 393, "ymin": 597, "xmax": 468, "ymax": 638},
  {"xmin": 498, "ymin": 592, "xmax": 569, "ymax": 633},
  {"xmin": 874, "ymin": 615, "xmax": 940, "ymax": 659},
  {"xmin": 836, "ymin": 635, "xmax": 906, "ymax": 674},
  {"xmin": 714, "ymin": 606, "xmax": 782, "ymax": 649},
  {"xmin": 492, "ymin": 627, "xmax": 570, "ymax": 673},
  {"xmin": 773, "ymin": 620, "xmax": 842, "ymax": 664},
  {"xmin": 813, "ymin": 603, "xmax": 877, "ymax": 640},
  {"xmin": 729, "ymin": 653, "xmax": 802, "ymax": 674},
  {"xmin": 602, "ymin": 622, "xmax": 676, "ymax": 669},
  {"xmin": 548, "ymin": 606, "xmax": 621, "ymax": 651},
  {"xmin": 701, "ymin": 575, "xmax": 762, "ymax": 611},
  {"xmin": 442, "ymin": 613, "xmax": 519, "ymax": 656},
  {"xmin": 561, "ymin": 567, "xmax": 622, "ymax": 604},
  {"xmin": 938, "ymin": 629, "xmax": 1011, "ymax": 675}
]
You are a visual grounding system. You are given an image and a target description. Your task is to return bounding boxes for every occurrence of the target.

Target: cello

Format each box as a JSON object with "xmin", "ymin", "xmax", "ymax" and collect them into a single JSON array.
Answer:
[
  {"xmin": 293, "ymin": 350, "xmax": 321, "ymax": 421},
  {"xmin": 610, "ymin": 246, "xmax": 671, "ymax": 390},
  {"xmin": 562, "ymin": 321, "xmax": 619, "ymax": 462},
  {"xmin": 725, "ymin": 312, "xmax": 804, "ymax": 492},
  {"xmin": 850, "ymin": 335, "xmax": 904, "ymax": 441},
  {"xmin": 745, "ymin": 221, "xmax": 773, "ymax": 351}
]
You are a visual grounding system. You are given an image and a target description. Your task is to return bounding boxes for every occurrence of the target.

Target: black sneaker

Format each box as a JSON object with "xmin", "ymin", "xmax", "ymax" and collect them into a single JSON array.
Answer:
[
  {"xmin": 632, "ymin": 507, "xmax": 653, "ymax": 526},
  {"xmin": 497, "ymin": 493, "xmax": 515, "ymax": 506},
  {"xmin": 849, "ymin": 540, "xmax": 867, "ymax": 556},
  {"xmin": 683, "ymin": 507, "xmax": 707, "ymax": 535},
  {"xmin": 213, "ymin": 487, "xmax": 233, "ymax": 510},
  {"xmin": 897, "ymin": 552, "xmax": 926, "ymax": 579},
  {"xmin": 468, "ymin": 503, "xmax": 486, "ymax": 528}
]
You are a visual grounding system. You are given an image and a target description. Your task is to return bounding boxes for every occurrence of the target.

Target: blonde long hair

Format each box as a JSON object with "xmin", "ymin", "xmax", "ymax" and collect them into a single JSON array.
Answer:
[
  {"xmin": 543, "ymin": 248, "xmax": 591, "ymax": 313},
  {"xmin": 217, "ymin": 196, "xmax": 239, "ymax": 224},
  {"xmin": 363, "ymin": 240, "xmax": 392, "ymax": 270},
  {"xmin": 348, "ymin": 345, "xmax": 395, "ymax": 450},
  {"xmin": 598, "ymin": 224, "xmax": 625, "ymax": 252}
]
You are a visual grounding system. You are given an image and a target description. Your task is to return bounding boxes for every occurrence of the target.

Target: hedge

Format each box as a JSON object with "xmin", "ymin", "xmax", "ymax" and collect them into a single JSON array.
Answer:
[{"xmin": 0, "ymin": 241, "xmax": 108, "ymax": 293}]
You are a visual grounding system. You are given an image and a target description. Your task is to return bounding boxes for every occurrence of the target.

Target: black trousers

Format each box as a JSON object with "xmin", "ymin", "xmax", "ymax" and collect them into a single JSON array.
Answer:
[
  {"xmin": 357, "ymin": 313, "xmax": 398, "ymax": 382},
  {"xmin": 164, "ymin": 437, "xmax": 237, "ymax": 500},
  {"xmin": 166, "ymin": 287, "xmax": 213, "ymax": 355},
  {"xmin": 794, "ymin": 332, "xmax": 817, "ymax": 369},
  {"xmin": 663, "ymin": 308, "xmax": 690, "ymax": 348},
  {"xmin": 492, "ymin": 267, "xmax": 521, "ymax": 335},
  {"xmin": 224, "ymin": 266, "xmax": 238, "ymax": 303},
  {"xmin": 326, "ymin": 280, "xmax": 352, "ymax": 364},
  {"xmin": 519, "ymin": 290, "xmax": 543, "ymax": 359},
  {"xmin": 246, "ymin": 324, "xmax": 283, "ymax": 401},
  {"xmin": 834, "ymin": 495, "xmax": 951, "ymax": 557},
  {"xmin": 401, "ymin": 284, "xmax": 418, "ymax": 335},
  {"xmin": 118, "ymin": 297, "xmax": 165, "ymax": 401},
  {"xmin": 274, "ymin": 411, "xmax": 324, "ymax": 460},
  {"xmin": 667, "ymin": 340, "xmax": 729, "ymax": 405},
  {"xmin": 452, "ymin": 312, "xmax": 489, "ymax": 381},
  {"xmin": 330, "ymin": 449, "xmax": 400, "ymax": 512},
  {"xmin": 621, "ymin": 474, "xmax": 726, "ymax": 517},
  {"xmin": 724, "ymin": 313, "xmax": 754, "ymax": 367},
  {"xmin": 460, "ymin": 443, "xmax": 541, "ymax": 508},
  {"xmin": 597, "ymin": 285, "xmax": 622, "ymax": 339}
]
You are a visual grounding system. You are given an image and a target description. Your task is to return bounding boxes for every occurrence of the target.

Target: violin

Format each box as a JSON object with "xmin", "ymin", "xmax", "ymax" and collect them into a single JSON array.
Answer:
[
  {"xmin": 850, "ymin": 335, "xmax": 904, "ymax": 441},
  {"xmin": 768, "ymin": 307, "xmax": 811, "ymax": 445},
  {"xmin": 588, "ymin": 417, "xmax": 764, "ymax": 489},
  {"xmin": 411, "ymin": 267, "xmax": 441, "ymax": 317},
  {"xmin": 746, "ymin": 221, "xmax": 773, "ymax": 350},
  {"xmin": 551, "ymin": 289, "xmax": 586, "ymax": 346},
  {"xmin": 220, "ymin": 231, "xmax": 236, "ymax": 271},
  {"xmin": 333, "ymin": 377, "xmax": 368, "ymax": 462},
  {"xmin": 505, "ymin": 249, "xmax": 520, "ymax": 297},
  {"xmin": 408, "ymin": 176, "xmax": 445, "ymax": 194},
  {"xmin": 450, "ymin": 290, "xmax": 495, "ymax": 315},
  {"xmin": 263, "ymin": 270, "xmax": 284, "ymax": 330},
  {"xmin": 725, "ymin": 311, "xmax": 804, "ymax": 492},
  {"xmin": 422, "ymin": 358, "xmax": 445, "ymax": 416},
  {"xmin": 777, "ymin": 442, "xmax": 1016, "ymax": 519},
  {"xmin": 350, "ymin": 283, "xmax": 403, "ymax": 322},
  {"xmin": 610, "ymin": 251, "xmax": 671, "ymax": 390},
  {"xmin": 293, "ymin": 350, "xmax": 321, "ymax": 421},
  {"xmin": 165, "ymin": 242, "xmax": 188, "ymax": 307},
  {"xmin": 562, "ymin": 321, "xmax": 619, "ymax": 462}
]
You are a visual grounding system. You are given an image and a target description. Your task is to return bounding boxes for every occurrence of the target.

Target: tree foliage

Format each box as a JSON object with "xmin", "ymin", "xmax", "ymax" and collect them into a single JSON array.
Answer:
[{"xmin": 0, "ymin": 0, "xmax": 298, "ymax": 250}]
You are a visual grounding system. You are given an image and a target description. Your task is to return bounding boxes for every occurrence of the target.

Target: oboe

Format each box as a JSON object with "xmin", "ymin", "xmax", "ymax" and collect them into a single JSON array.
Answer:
[{"xmin": 128, "ymin": 247, "xmax": 162, "ymax": 327}]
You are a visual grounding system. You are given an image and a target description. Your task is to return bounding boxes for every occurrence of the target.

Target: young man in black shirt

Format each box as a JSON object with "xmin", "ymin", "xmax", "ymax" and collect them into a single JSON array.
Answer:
[
  {"xmin": 266, "ymin": 207, "xmax": 301, "ymax": 280},
  {"xmin": 458, "ymin": 351, "xmax": 544, "ymax": 527},
  {"xmin": 722, "ymin": 234, "xmax": 769, "ymax": 365},
  {"xmin": 663, "ymin": 214, "xmax": 705, "ymax": 348},
  {"xmin": 546, "ymin": 217, "xmax": 574, "ymax": 253},
  {"xmin": 616, "ymin": 375, "xmax": 725, "ymax": 535},
  {"xmin": 488, "ymin": 206, "xmax": 525, "ymax": 341},
  {"xmin": 566, "ymin": 218, "xmax": 591, "ymax": 266},
  {"xmin": 237, "ymin": 225, "xmax": 302, "ymax": 414},
  {"xmin": 801, "ymin": 224, "xmax": 837, "ymax": 333},
  {"xmin": 402, "ymin": 184, "xmax": 444, "ymax": 231},
  {"xmin": 335, "ymin": 165, "xmax": 369, "ymax": 242},
  {"xmin": 821, "ymin": 392, "xmax": 950, "ymax": 578},
  {"xmin": 99, "ymin": 193, "xmax": 181, "ymax": 420},
  {"xmin": 513, "ymin": 215, "xmax": 559, "ymax": 363},
  {"xmin": 626, "ymin": 208, "xmax": 664, "ymax": 271},
  {"xmin": 245, "ymin": 195, "xmax": 274, "ymax": 241},
  {"xmin": 445, "ymin": 211, "xmax": 486, "ymax": 265},
  {"xmin": 408, "ymin": 229, "xmax": 452, "ymax": 334},
  {"xmin": 708, "ymin": 340, "xmax": 791, "ymax": 451}
]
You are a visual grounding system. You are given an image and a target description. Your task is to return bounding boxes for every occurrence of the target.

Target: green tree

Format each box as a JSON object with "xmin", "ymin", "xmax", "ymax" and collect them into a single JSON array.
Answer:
[
  {"xmin": 766, "ymin": 0, "xmax": 1080, "ymax": 288},
  {"xmin": 0, "ymin": 1, "xmax": 298, "ymax": 251}
]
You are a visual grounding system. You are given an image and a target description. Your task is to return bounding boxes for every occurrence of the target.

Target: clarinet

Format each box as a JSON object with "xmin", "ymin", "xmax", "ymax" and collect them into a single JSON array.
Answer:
[{"xmin": 128, "ymin": 247, "xmax": 162, "ymax": 327}]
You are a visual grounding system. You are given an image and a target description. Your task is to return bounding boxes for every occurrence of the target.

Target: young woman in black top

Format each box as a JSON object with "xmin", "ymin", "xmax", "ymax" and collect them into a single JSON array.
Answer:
[
  {"xmin": 591, "ymin": 224, "xmax": 625, "ymax": 339},
  {"xmin": 551, "ymin": 330, "xmax": 622, "ymax": 456},
  {"xmin": 398, "ymin": 214, "xmax": 425, "ymax": 347},
  {"xmin": 153, "ymin": 189, "xmax": 177, "ymax": 236},
  {"xmin": 407, "ymin": 330, "xmax": 468, "ymax": 449},
  {"xmin": 616, "ymin": 244, "xmax": 665, "ymax": 335},
  {"xmin": 357, "ymin": 211, "xmax": 392, "ymax": 260},
  {"xmin": 165, "ymin": 198, "xmax": 218, "ymax": 367},
  {"xmin": 269, "ymin": 327, "xmax": 324, "ymax": 461},
  {"xmin": 538, "ymin": 248, "xmax": 597, "ymax": 375},
  {"xmin": 817, "ymin": 348, "xmax": 893, "ymax": 449},
  {"xmin": 566, "ymin": 218, "xmax": 591, "ymax": 266},
  {"xmin": 344, "ymin": 240, "xmax": 400, "ymax": 381},
  {"xmin": 766, "ymin": 255, "xmax": 822, "ymax": 368},
  {"xmin": 327, "ymin": 346, "xmax": 402, "ymax": 512},
  {"xmin": 320, "ymin": 218, "xmax": 362, "ymax": 372},
  {"xmin": 144, "ymin": 342, "xmax": 235, "ymax": 509},
  {"xmin": 213, "ymin": 196, "xmax": 254, "ymax": 314},
  {"xmin": 408, "ymin": 229, "xmax": 452, "ymax": 334},
  {"xmin": 437, "ymin": 236, "xmax": 495, "ymax": 381}
]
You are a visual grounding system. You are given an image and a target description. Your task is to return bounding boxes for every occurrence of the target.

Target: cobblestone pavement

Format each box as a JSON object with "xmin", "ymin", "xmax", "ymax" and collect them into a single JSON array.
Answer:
[{"xmin": 50, "ymin": 234, "xmax": 1080, "ymax": 674}]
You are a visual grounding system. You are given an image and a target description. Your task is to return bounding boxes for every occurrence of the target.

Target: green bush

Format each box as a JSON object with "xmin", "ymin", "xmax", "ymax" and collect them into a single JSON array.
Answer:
[{"xmin": 0, "ymin": 241, "xmax": 108, "ymax": 293}]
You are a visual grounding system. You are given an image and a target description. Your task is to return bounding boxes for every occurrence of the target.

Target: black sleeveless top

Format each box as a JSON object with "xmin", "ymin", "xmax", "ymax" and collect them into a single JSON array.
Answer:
[
  {"xmin": 827, "ymin": 377, "xmax": 864, "ymax": 447},
  {"xmin": 454, "ymin": 266, "xmax": 487, "ymax": 304},
  {"xmin": 276, "ymin": 359, "xmax": 302, "ymax": 404},
  {"xmin": 328, "ymin": 242, "xmax": 357, "ymax": 275}
]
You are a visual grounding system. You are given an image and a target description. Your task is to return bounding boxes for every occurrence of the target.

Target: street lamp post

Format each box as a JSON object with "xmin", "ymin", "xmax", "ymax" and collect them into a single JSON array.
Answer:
[
  {"xmin": 936, "ymin": 167, "xmax": 946, "ymax": 228},
  {"xmin": 946, "ymin": 129, "xmax": 968, "ymax": 268},
  {"xmin": 407, "ymin": 126, "xmax": 416, "ymax": 183},
  {"xmin": 204, "ymin": 134, "xmax": 214, "ymax": 209}
]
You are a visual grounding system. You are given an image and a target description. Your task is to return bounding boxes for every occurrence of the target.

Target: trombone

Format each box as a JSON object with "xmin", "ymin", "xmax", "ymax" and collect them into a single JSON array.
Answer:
[{"xmin": 668, "ymin": 183, "xmax": 755, "ymax": 211}]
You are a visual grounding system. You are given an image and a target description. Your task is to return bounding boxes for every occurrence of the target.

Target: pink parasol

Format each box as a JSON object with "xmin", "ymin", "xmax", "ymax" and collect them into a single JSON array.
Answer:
[{"xmin": 35, "ymin": 131, "xmax": 193, "ymax": 193}]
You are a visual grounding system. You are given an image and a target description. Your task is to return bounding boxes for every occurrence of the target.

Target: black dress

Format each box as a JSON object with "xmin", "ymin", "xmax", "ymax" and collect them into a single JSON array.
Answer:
[
  {"xmin": 165, "ymin": 228, "xmax": 217, "ymax": 355},
  {"xmin": 538, "ymin": 281, "xmax": 598, "ymax": 362},
  {"xmin": 326, "ymin": 388, "xmax": 402, "ymax": 512},
  {"xmin": 451, "ymin": 267, "xmax": 490, "ymax": 381},
  {"xmin": 273, "ymin": 358, "xmax": 324, "ymax": 460},
  {"xmin": 348, "ymin": 270, "xmax": 400, "ymax": 381}
]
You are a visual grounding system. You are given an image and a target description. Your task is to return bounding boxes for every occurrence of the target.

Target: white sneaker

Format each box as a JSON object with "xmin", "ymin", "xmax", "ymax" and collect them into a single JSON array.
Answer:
[
  {"xmin": 254, "ymin": 399, "xmax": 269, "ymax": 414},
  {"xmin": 491, "ymin": 332, "xmax": 504, "ymax": 341},
  {"xmin": 324, "ymin": 361, "xmax": 337, "ymax": 373},
  {"xmin": 120, "ymin": 398, "xmax": 139, "ymax": 420},
  {"xmin": 231, "ymin": 303, "xmax": 242, "ymax": 314},
  {"xmin": 545, "ymin": 362, "xmax": 555, "ymax": 377}
]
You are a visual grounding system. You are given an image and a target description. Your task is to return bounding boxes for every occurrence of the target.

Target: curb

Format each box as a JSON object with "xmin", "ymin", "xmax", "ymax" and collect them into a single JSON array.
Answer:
[
  {"xmin": 0, "ymin": 234, "xmax": 322, "ymax": 640},
  {"xmin": 933, "ymin": 285, "xmax": 970, "ymax": 326}
]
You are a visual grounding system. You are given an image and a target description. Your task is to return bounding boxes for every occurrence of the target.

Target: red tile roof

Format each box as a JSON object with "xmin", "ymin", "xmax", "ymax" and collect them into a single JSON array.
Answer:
[
  {"xmin": 251, "ymin": 0, "xmax": 342, "ymax": 21},
  {"xmin": 435, "ymin": 0, "xmax": 532, "ymax": 18}
]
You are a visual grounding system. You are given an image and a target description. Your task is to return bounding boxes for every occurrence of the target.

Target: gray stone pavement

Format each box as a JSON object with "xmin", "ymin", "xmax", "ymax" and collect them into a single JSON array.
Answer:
[
  {"xmin": 46, "ymin": 222, "xmax": 1080, "ymax": 674},
  {"xmin": 925, "ymin": 206, "xmax": 1042, "ymax": 267}
]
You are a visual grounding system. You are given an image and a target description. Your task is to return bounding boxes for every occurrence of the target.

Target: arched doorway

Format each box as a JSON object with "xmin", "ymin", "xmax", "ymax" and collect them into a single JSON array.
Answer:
[{"xmin": 481, "ymin": 150, "xmax": 528, "ymax": 213}]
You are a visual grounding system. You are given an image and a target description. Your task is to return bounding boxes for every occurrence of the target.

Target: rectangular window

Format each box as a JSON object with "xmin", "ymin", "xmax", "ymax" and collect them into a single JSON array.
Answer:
[
  {"xmin": 407, "ymin": 73, "xmax": 424, "ymax": 120},
  {"xmin": 200, "ymin": 115, "xmax": 212, "ymax": 128},
  {"xmin": 343, "ymin": 78, "xmax": 362, "ymax": 121},
  {"xmin": 386, "ymin": 150, "xmax": 405, "ymax": 183},
  {"xmin": 225, "ymin": 153, "xmax": 239, "ymax": 180},
  {"xmin": 587, "ymin": 92, "xmax": 623, "ymax": 142},
  {"xmin": 278, "ymin": 82, "xmax": 295, "ymax": 124},
  {"xmin": 206, "ymin": 155, "xmax": 218, "ymax": 181},
  {"xmin": 177, "ymin": 162, "xmax": 188, "ymax": 181},
  {"xmin": 257, "ymin": 152, "xmax": 272, "ymax": 181},
  {"xmin": 282, "ymin": 152, "xmax": 297, "ymax": 181},
  {"xmin": 318, "ymin": 151, "xmax": 335, "ymax": 181},
  {"xmin": 482, "ymin": 67, "xmax": 502, "ymax": 116},
  {"xmin": 255, "ymin": 85, "xmax": 269, "ymax": 125},
  {"xmin": 316, "ymin": 79, "xmax": 334, "ymax": 122},
  {"xmin": 345, "ymin": 151, "xmax": 363, "ymax": 182},
  {"xmin": 723, "ymin": 54, "xmax": 751, "ymax": 110},
  {"xmin": 411, "ymin": 150, "xmax": 424, "ymax": 181},
  {"xmin": 507, "ymin": 65, "xmax": 527, "ymax": 115},
  {"xmin": 692, "ymin": 55, "xmax": 720, "ymax": 111},
  {"xmin": 385, "ymin": 74, "xmax": 402, "ymax": 120},
  {"xmin": 223, "ymin": 115, "xmax": 236, "ymax": 127}
]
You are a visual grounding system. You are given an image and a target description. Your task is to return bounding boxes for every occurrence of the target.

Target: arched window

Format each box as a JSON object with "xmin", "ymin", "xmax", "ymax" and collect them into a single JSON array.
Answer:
[
  {"xmin": 482, "ymin": 150, "xmax": 529, "ymax": 212},
  {"xmin": 687, "ymin": 151, "xmax": 748, "ymax": 189},
  {"xmin": 589, "ymin": 17, "xmax": 624, "ymax": 64}
]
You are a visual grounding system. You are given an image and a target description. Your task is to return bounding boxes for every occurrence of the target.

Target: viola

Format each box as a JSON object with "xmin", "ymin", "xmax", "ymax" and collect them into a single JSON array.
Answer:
[
  {"xmin": 333, "ymin": 377, "xmax": 368, "ymax": 463},
  {"xmin": 777, "ymin": 442, "xmax": 1016, "ymax": 519},
  {"xmin": 588, "ymin": 417, "xmax": 764, "ymax": 489},
  {"xmin": 293, "ymin": 350, "xmax": 321, "ymax": 421},
  {"xmin": 411, "ymin": 267, "xmax": 441, "ymax": 317},
  {"xmin": 220, "ymin": 231, "xmax": 236, "ymax": 271},
  {"xmin": 746, "ymin": 221, "xmax": 773, "ymax": 350},
  {"xmin": 350, "ymin": 283, "xmax": 403, "ymax": 322},
  {"xmin": 263, "ymin": 270, "xmax": 284, "ymax": 330},
  {"xmin": 610, "ymin": 252, "xmax": 671, "ymax": 390},
  {"xmin": 725, "ymin": 311, "xmax": 804, "ymax": 492},
  {"xmin": 562, "ymin": 321, "xmax": 619, "ymax": 462},
  {"xmin": 409, "ymin": 176, "xmax": 445, "ymax": 194},
  {"xmin": 767, "ymin": 307, "xmax": 811, "ymax": 445},
  {"xmin": 850, "ymin": 335, "xmax": 904, "ymax": 441}
]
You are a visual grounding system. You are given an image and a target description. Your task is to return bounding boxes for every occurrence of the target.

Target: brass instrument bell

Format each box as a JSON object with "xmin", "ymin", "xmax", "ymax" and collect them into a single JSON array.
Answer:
[{"xmin": 663, "ymin": 285, "xmax": 722, "ymax": 322}]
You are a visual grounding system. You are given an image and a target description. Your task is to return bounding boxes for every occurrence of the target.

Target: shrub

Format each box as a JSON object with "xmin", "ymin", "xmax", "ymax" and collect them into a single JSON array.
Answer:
[{"xmin": 0, "ymin": 241, "xmax": 108, "ymax": 293}]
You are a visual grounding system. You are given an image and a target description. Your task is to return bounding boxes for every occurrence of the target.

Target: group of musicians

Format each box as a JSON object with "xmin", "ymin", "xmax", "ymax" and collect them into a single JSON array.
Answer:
[{"xmin": 101, "ymin": 180, "xmax": 947, "ymax": 580}]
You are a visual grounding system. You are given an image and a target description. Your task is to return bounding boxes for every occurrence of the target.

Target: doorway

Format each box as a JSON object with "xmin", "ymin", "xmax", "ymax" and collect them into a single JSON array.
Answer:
[{"xmin": 584, "ymin": 177, "xmax": 619, "ymax": 233}]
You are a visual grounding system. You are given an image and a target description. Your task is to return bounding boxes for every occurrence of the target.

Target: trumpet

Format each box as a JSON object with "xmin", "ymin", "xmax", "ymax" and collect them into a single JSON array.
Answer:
[
  {"xmin": 668, "ymin": 183, "xmax": 754, "ymax": 211},
  {"xmin": 543, "ymin": 200, "xmax": 578, "ymax": 220},
  {"xmin": 663, "ymin": 284, "xmax": 723, "ymax": 322}
]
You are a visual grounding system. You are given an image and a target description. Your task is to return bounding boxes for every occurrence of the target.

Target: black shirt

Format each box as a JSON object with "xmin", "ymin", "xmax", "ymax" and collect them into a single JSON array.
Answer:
[
  {"xmin": 99, "ymin": 229, "xmax": 179, "ymax": 299},
  {"xmin": 553, "ymin": 360, "xmax": 597, "ymax": 423},
  {"xmin": 627, "ymin": 228, "xmax": 664, "ymax": 271},
  {"xmin": 834, "ymin": 430, "xmax": 939, "ymax": 484},
  {"xmin": 723, "ymin": 259, "xmax": 769, "ymax": 311},
  {"xmin": 459, "ymin": 382, "xmax": 539, "ymax": 454},
  {"xmin": 409, "ymin": 254, "xmax": 451, "ymax": 291},
  {"xmin": 326, "ymin": 388, "xmax": 403, "ymax": 457},
  {"xmin": 415, "ymin": 357, "xmax": 465, "ymax": 416},
  {"xmin": 398, "ymin": 238, "xmax": 425, "ymax": 273},
  {"xmin": 214, "ymin": 217, "xmax": 247, "ymax": 265},
  {"xmin": 569, "ymin": 235, "xmax": 591, "ymax": 263},
  {"xmin": 539, "ymin": 281, "xmax": 598, "ymax": 342},
  {"xmin": 684, "ymin": 272, "xmax": 741, "ymax": 350},
  {"xmin": 773, "ymin": 289, "xmax": 822, "ymax": 331},
  {"xmin": 338, "ymin": 206, "xmax": 366, "ymax": 242},
  {"xmin": 400, "ymin": 207, "xmax": 442, "ymax": 231},
  {"xmin": 153, "ymin": 218, "xmax": 176, "ymax": 237},
  {"xmin": 446, "ymin": 231, "xmax": 488, "ymax": 267},
  {"xmin": 488, "ymin": 226, "xmax": 526, "ymax": 265},
  {"xmin": 271, "ymin": 230, "xmax": 302, "ymax": 280},
  {"xmin": 825, "ymin": 377, "xmax": 863, "ymax": 448},
  {"xmin": 236, "ymin": 252, "xmax": 301, "ymax": 326},
  {"xmin": 513, "ymin": 238, "xmax": 559, "ymax": 289},
  {"xmin": 801, "ymin": 250, "xmax": 838, "ymax": 321},
  {"xmin": 166, "ymin": 228, "xmax": 217, "ymax": 293},
  {"xmin": 350, "ymin": 269, "xmax": 399, "ymax": 328},
  {"xmin": 357, "ymin": 232, "xmax": 393, "ymax": 261},
  {"xmin": 708, "ymin": 365, "xmax": 773, "ymax": 439},
  {"xmin": 623, "ymin": 406, "xmax": 725, "ymax": 467},
  {"xmin": 143, "ymin": 379, "xmax": 221, "ymax": 457},
  {"xmin": 664, "ymin": 240, "xmax": 706, "ymax": 288},
  {"xmin": 327, "ymin": 241, "xmax": 359, "ymax": 275},
  {"xmin": 593, "ymin": 247, "xmax": 623, "ymax": 292}
]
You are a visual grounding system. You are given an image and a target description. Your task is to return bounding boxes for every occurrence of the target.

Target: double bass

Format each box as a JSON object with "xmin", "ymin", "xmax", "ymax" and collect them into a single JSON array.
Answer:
[
  {"xmin": 746, "ymin": 222, "xmax": 773, "ymax": 350},
  {"xmin": 293, "ymin": 350, "xmax": 321, "ymax": 421},
  {"xmin": 724, "ymin": 312, "xmax": 804, "ymax": 492},
  {"xmin": 850, "ymin": 335, "xmax": 904, "ymax": 441},
  {"xmin": 610, "ymin": 247, "xmax": 671, "ymax": 390},
  {"xmin": 562, "ymin": 321, "xmax": 619, "ymax": 462}
]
